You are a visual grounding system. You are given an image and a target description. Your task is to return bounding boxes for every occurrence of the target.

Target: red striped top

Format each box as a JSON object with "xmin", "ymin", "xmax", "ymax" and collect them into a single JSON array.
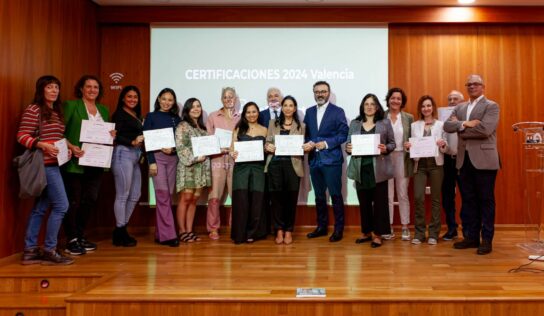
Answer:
[{"xmin": 16, "ymin": 104, "xmax": 65, "ymax": 165}]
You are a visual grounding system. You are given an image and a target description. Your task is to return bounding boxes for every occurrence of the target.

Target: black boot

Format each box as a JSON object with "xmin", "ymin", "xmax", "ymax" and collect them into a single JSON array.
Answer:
[
  {"xmin": 112, "ymin": 227, "xmax": 124, "ymax": 246},
  {"xmin": 121, "ymin": 225, "xmax": 137, "ymax": 247}
]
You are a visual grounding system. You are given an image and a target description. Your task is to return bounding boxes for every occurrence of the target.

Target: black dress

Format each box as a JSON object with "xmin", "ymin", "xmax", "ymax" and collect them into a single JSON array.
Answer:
[{"xmin": 230, "ymin": 134, "xmax": 267, "ymax": 243}]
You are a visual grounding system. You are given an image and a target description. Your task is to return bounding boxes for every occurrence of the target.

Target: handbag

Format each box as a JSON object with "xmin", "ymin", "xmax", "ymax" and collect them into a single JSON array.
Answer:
[{"xmin": 13, "ymin": 108, "xmax": 47, "ymax": 199}]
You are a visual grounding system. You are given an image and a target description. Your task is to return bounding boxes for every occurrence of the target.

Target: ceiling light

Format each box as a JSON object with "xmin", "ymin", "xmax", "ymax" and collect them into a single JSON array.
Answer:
[{"xmin": 458, "ymin": 0, "xmax": 476, "ymax": 4}]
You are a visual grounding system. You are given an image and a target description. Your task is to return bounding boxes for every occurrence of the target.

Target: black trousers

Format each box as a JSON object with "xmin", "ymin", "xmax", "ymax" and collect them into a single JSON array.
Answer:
[
  {"xmin": 62, "ymin": 167, "xmax": 103, "ymax": 241},
  {"xmin": 356, "ymin": 180, "xmax": 390, "ymax": 236},
  {"xmin": 442, "ymin": 154, "xmax": 459, "ymax": 230},
  {"xmin": 268, "ymin": 159, "xmax": 300, "ymax": 232}
]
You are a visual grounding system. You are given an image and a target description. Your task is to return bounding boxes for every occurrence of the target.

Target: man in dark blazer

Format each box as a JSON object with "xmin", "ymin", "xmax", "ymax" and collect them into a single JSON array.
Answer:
[
  {"xmin": 303, "ymin": 81, "xmax": 349, "ymax": 242},
  {"xmin": 258, "ymin": 87, "xmax": 282, "ymax": 128},
  {"xmin": 444, "ymin": 74, "xmax": 500, "ymax": 255}
]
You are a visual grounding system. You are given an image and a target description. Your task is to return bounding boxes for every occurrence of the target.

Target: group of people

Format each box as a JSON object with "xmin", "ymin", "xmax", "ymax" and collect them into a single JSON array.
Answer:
[{"xmin": 17, "ymin": 73, "xmax": 499, "ymax": 265}]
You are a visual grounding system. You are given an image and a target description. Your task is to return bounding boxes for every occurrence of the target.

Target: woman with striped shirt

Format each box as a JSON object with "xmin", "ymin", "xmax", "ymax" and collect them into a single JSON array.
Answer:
[{"xmin": 16, "ymin": 75, "xmax": 74, "ymax": 265}]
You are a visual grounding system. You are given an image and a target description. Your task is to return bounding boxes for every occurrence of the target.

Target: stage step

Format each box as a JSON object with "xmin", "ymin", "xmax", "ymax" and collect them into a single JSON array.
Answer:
[
  {"xmin": 0, "ymin": 293, "xmax": 69, "ymax": 316},
  {"xmin": 0, "ymin": 275, "xmax": 101, "ymax": 293}
]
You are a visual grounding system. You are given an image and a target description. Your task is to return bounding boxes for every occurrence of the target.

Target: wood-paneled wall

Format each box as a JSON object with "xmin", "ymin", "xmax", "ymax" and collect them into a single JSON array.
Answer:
[
  {"xmin": 0, "ymin": 0, "xmax": 100, "ymax": 258},
  {"xmin": 389, "ymin": 24, "xmax": 544, "ymax": 224}
]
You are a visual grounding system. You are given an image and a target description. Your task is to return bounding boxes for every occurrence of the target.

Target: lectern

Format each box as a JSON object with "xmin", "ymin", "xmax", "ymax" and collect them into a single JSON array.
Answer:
[{"xmin": 512, "ymin": 122, "xmax": 544, "ymax": 260}]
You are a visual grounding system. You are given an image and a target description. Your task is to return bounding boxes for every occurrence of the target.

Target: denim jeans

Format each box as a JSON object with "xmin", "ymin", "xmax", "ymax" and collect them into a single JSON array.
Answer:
[
  {"xmin": 24, "ymin": 166, "xmax": 69, "ymax": 252},
  {"xmin": 112, "ymin": 145, "xmax": 141, "ymax": 227}
]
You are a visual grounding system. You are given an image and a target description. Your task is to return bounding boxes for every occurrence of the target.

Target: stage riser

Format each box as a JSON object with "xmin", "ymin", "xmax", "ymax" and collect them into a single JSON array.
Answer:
[
  {"xmin": 66, "ymin": 301, "xmax": 544, "ymax": 316},
  {"xmin": 0, "ymin": 277, "xmax": 100, "ymax": 293},
  {"xmin": 0, "ymin": 308, "xmax": 65, "ymax": 316}
]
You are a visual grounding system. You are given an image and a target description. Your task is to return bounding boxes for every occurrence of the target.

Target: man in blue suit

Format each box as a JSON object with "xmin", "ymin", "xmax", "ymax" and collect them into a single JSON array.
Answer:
[
  {"xmin": 303, "ymin": 81, "xmax": 349, "ymax": 242},
  {"xmin": 258, "ymin": 87, "xmax": 282, "ymax": 128}
]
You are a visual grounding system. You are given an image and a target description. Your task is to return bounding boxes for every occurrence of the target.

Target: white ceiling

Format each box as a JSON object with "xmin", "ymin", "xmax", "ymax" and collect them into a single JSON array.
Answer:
[{"xmin": 91, "ymin": 0, "xmax": 544, "ymax": 6}]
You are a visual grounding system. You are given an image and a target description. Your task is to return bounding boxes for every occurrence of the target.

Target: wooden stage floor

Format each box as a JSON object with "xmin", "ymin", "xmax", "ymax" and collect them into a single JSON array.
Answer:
[{"xmin": 1, "ymin": 227, "xmax": 544, "ymax": 315}]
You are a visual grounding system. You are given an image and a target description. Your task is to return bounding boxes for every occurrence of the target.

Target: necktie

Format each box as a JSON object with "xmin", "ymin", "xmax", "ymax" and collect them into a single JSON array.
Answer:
[{"xmin": 273, "ymin": 110, "xmax": 278, "ymax": 119}]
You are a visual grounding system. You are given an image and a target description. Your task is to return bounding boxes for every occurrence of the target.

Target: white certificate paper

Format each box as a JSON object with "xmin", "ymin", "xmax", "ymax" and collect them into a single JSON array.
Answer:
[
  {"xmin": 274, "ymin": 135, "xmax": 304, "ymax": 156},
  {"xmin": 234, "ymin": 140, "xmax": 264, "ymax": 162},
  {"xmin": 191, "ymin": 135, "xmax": 221, "ymax": 157},
  {"xmin": 79, "ymin": 120, "xmax": 115, "ymax": 145},
  {"xmin": 54, "ymin": 138, "xmax": 70, "ymax": 166},
  {"xmin": 438, "ymin": 107, "xmax": 454, "ymax": 123},
  {"xmin": 78, "ymin": 143, "xmax": 114, "ymax": 168},
  {"xmin": 409, "ymin": 136, "xmax": 439, "ymax": 158},
  {"xmin": 215, "ymin": 128, "xmax": 233, "ymax": 148},
  {"xmin": 143, "ymin": 128, "xmax": 176, "ymax": 152},
  {"xmin": 351, "ymin": 134, "xmax": 380, "ymax": 156}
]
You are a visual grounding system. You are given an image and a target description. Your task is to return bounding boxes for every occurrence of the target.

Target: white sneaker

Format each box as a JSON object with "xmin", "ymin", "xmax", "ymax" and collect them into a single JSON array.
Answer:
[
  {"xmin": 382, "ymin": 226, "xmax": 395, "ymax": 240},
  {"xmin": 401, "ymin": 227, "xmax": 411, "ymax": 241},
  {"xmin": 428, "ymin": 238, "xmax": 438, "ymax": 245},
  {"xmin": 411, "ymin": 238, "xmax": 422, "ymax": 245}
]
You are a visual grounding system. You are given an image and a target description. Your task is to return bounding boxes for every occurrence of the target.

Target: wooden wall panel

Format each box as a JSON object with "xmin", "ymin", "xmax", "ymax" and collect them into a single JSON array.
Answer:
[
  {"xmin": 0, "ymin": 0, "xmax": 99, "ymax": 258},
  {"xmin": 389, "ymin": 24, "xmax": 544, "ymax": 225}
]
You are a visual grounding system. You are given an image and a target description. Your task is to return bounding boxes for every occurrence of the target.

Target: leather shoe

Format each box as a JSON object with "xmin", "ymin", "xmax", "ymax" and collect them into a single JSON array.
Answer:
[
  {"xmin": 477, "ymin": 240, "xmax": 492, "ymax": 255},
  {"xmin": 307, "ymin": 227, "xmax": 328, "ymax": 239},
  {"xmin": 441, "ymin": 228, "xmax": 458, "ymax": 241},
  {"xmin": 355, "ymin": 236, "xmax": 372, "ymax": 244},
  {"xmin": 159, "ymin": 238, "xmax": 180, "ymax": 247},
  {"xmin": 453, "ymin": 239, "xmax": 480, "ymax": 249},
  {"xmin": 329, "ymin": 231, "xmax": 343, "ymax": 242}
]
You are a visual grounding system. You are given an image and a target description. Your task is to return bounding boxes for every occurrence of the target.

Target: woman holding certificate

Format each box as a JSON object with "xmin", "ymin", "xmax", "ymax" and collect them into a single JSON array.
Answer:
[
  {"xmin": 384, "ymin": 87, "xmax": 414, "ymax": 241},
  {"xmin": 143, "ymin": 88, "xmax": 181, "ymax": 247},
  {"xmin": 62, "ymin": 75, "xmax": 111, "ymax": 256},
  {"xmin": 264, "ymin": 96, "xmax": 305, "ymax": 245},
  {"xmin": 230, "ymin": 102, "xmax": 268, "ymax": 244},
  {"xmin": 404, "ymin": 95, "xmax": 448, "ymax": 245},
  {"xmin": 205, "ymin": 87, "xmax": 240, "ymax": 240},
  {"xmin": 111, "ymin": 86, "xmax": 143, "ymax": 247},
  {"xmin": 17, "ymin": 75, "xmax": 74, "ymax": 265},
  {"xmin": 175, "ymin": 97, "xmax": 211, "ymax": 243},
  {"xmin": 346, "ymin": 94, "xmax": 396, "ymax": 248}
]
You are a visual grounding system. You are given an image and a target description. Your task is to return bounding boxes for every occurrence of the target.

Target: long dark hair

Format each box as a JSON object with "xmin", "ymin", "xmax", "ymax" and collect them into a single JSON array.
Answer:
[
  {"xmin": 417, "ymin": 95, "xmax": 438, "ymax": 120},
  {"xmin": 356, "ymin": 93, "xmax": 385, "ymax": 123},
  {"xmin": 236, "ymin": 102, "xmax": 259, "ymax": 136},
  {"xmin": 275, "ymin": 95, "xmax": 301, "ymax": 131},
  {"xmin": 74, "ymin": 74, "xmax": 104, "ymax": 102},
  {"xmin": 181, "ymin": 97, "xmax": 206, "ymax": 130},
  {"xmin": 114, "ymin": 85, "xmax": 142, "ymax": 118},
  {"xmin": 385, "ymin": 87, "xmax": 407, "ymax": 109},
  {"xmin": 33, "ymin": 75, "xmax": 63, "ymax": 122},
  {"xmin": 154, "ymin": 88, "xmax": 180, "ymax": 115}
]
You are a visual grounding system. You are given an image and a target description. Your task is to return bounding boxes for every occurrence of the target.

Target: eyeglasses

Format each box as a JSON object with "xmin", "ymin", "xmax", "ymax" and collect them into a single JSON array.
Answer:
[
  {"xmin": 465, "ymin": 82, "xmax": 483, "ymax": 87},
  {"xmin": 313, "ymin": 90, "xmax": 329, "ymax": 95}
]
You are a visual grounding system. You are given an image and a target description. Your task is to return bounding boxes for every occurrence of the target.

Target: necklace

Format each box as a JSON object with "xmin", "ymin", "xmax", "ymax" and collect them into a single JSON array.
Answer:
[{"xmin": 283, "ymin": 121, "xmax": 293, "ymax": 126}]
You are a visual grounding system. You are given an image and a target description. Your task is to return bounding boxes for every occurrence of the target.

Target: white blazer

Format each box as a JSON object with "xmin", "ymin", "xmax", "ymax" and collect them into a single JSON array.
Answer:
[{"xmin": 410, "ymin": 120, "xmax": 448, "ymax": 166}]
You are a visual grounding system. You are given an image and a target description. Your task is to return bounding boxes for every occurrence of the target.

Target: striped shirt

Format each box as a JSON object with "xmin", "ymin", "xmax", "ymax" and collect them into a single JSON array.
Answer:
[{"xmin": 17, "ymin": 104, "xmax": 65, "ymax": 165}]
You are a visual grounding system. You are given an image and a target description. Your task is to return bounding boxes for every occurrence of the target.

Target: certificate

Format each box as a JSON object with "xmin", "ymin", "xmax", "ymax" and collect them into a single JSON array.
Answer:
[
  {"xmin": 79, "ymin": 120, "xmax": 115, "ymax": 145},
  {"xmin": 274, "ymin": 135, "xmax": 304, "ymax": 156},
  {"xmin": 215, "ymin": 128, "xmax": 233, "ymax": 148},
  {"xmin": 234, "ymin": 140, "xmax": 264, "ymax": 162},
  {"xmin": 78, "ymin": 143, "xmax": 114, "ymax": 168},
  {"xmin": 351, "ymin": 134, "xmax": 380, "ymax": 156},
  {"xmin": 191, "ymin": 135, "xmax": 221, "ymax": 157},
  {"xmin": 438, "ymin": 106, "xmax": 454, "ymax": 122},
  {"xmin": 143, "ymin": 128, "xmax": 176, "ymax": 152},
  {"xmin": 409, "ymin": 136, "xmax": 438, "ymax": 158},
  {"xmin": 54, "ymin": 138, "xmax": 70, "ymax": 166}
]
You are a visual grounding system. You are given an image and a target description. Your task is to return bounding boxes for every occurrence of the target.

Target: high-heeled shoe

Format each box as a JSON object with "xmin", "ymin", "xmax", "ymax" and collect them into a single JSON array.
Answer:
[
  {"xmin": 370, "ymin": 236, "xmax": 383, "ymax": 248},
  {"xmin": 283, "ymin": 231, "xmax": 293, "ymax": 245},
  {"xmin": 275, "ymin": 230, "xmax": 284, "ymax": 244}
]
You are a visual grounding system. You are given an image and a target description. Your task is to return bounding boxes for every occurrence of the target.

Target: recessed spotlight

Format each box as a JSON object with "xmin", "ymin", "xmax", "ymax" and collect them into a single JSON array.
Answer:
[{"xmin": 458, "ymin": 0, "xmax": 476, "ymax": 4}]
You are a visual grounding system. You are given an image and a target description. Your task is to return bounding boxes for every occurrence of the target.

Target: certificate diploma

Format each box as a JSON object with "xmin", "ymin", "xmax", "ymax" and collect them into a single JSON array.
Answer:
[
  {"xmin": 78, "ymin": 143, "xmax": 114, "ymax": 168},
  {"xmin": 409, "ymin": 136, "xmax": 438, "ymax": 159},
  {"xmin": 143, "ymin": 128, "xmax": 176, "ymax": 152},
  {"xmin": 79, "ymin": 120, "xmax": 115, "ymax": 145},
  {"xmin": 274, "ymin": 135, "xmax": 304, "ymax": 156},
  {"xmin": 215, "ymin": 128, "xmax": 233, "ymax": 148},
  {"xmin": 438, "ymin": 107, "xmax": 454, "ymax": 123},
  {"xmin": 191, "ymin": 135, "xmax": 221, "ymax": 157},
  {"xmin": 234, "ymin": 140, "xmax": 264, "ymax": 162},
  {"xmin": 54, "ymin": 138, "xmax": 70, "ymax": 166},
  {"xmin": 351, "ymin": 134, "xmax": 380, "ymax": 156}
]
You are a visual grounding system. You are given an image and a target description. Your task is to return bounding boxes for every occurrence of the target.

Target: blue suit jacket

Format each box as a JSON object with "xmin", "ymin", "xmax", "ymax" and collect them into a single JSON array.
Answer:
[
  {"xmin": 258, "ymin": 109, "xmax": 272, "ymax": 128},
  {"xmin": 303, "ymin": 103, "xmax": 348, "ymax": 167}
]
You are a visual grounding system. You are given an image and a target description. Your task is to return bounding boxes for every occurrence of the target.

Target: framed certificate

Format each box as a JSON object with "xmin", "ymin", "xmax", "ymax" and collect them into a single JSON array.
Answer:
[
  {"xmin": 234, "ymin": 140, "xmax": 264, "ymax": 162},
  {"xmin": 143, "ymin": 128, "xmax": 176, "ymax": 152},
  {"xmin": 351, "ymin": 134, "xmax": 380, "ymax": 156},
  {"xmin": 274, "ymin": 135, "xmax": 304, "ymax": 156},
  {"xmin": 191, "ymin": 135, "xmax": 221, "ymax": 157},
  {"xmin": 409, "ymin": 136, "xmax": 439, "ymax": 158}
]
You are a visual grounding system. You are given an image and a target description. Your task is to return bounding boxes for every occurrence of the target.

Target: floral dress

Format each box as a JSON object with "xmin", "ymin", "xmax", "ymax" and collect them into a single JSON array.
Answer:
[{"xmin": 175, "ymin": 121, "xmax": 212, "ymax": 192}]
